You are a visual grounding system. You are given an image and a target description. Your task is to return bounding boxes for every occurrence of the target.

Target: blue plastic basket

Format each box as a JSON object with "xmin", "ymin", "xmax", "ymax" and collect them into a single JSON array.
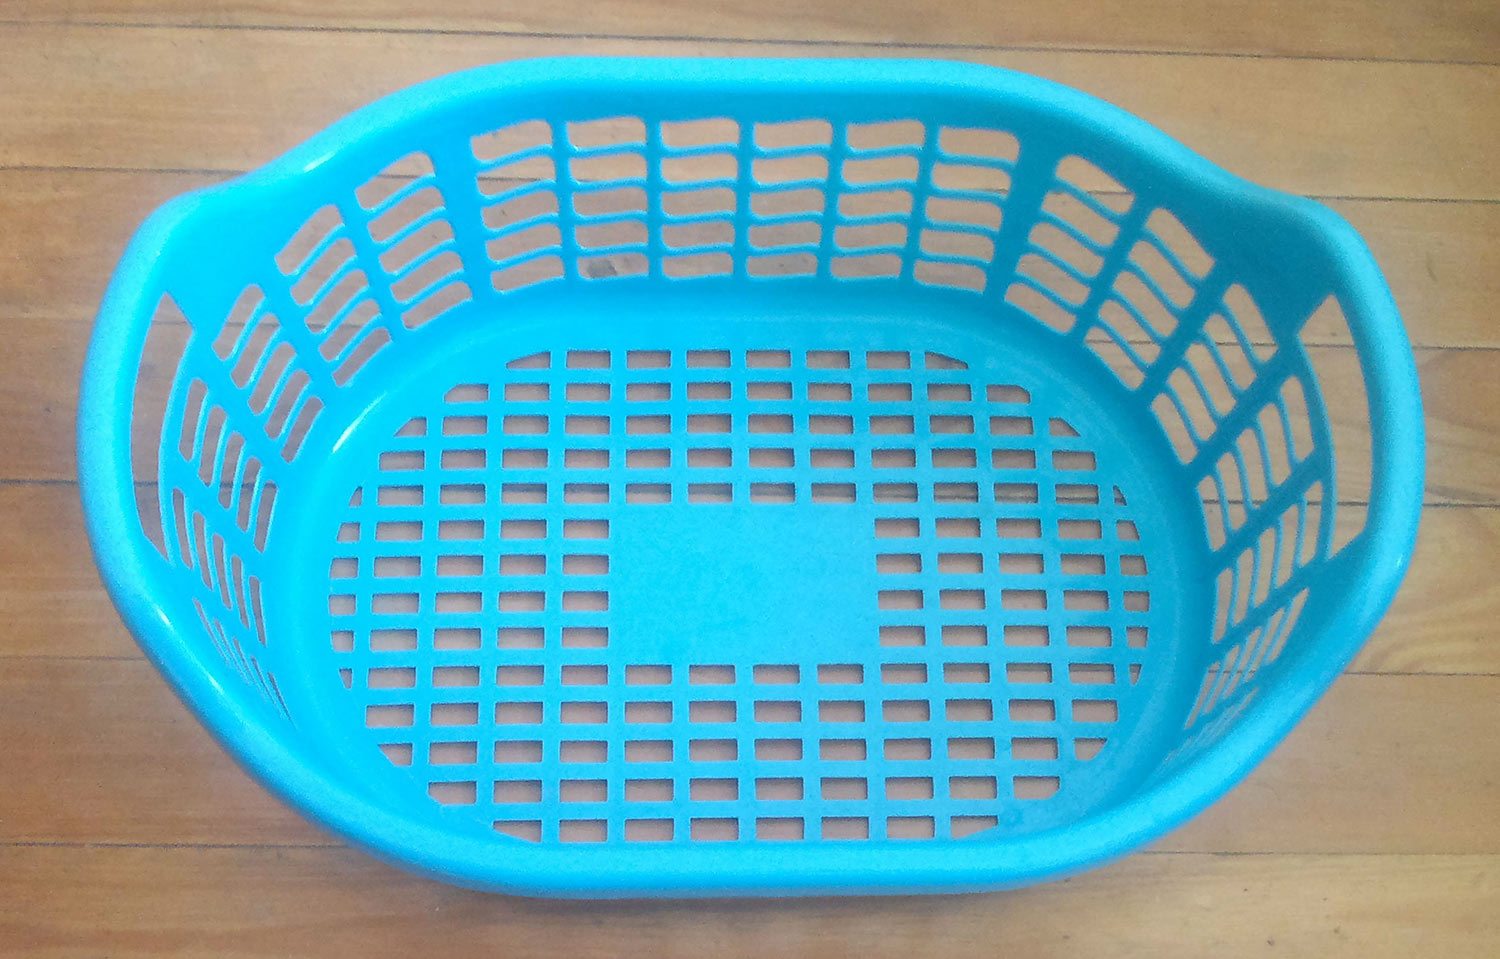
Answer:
[{"xmin": 78, "ymin": 58, "xmax": 1423, "ymax": 897}]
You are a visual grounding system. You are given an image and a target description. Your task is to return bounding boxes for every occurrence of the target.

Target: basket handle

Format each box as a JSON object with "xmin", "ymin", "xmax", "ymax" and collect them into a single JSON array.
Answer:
[
  {"xmin": 1301, "ymin": 200, "xmax": 1424, "ymax": 644},
  {"xmin": 78, "ymin": 196, "xmax": 199, "ymax": 585}
]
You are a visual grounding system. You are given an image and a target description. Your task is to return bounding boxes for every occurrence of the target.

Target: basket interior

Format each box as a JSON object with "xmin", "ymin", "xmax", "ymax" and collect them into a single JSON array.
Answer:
[{"xmin": 125, "ymin": 80, "xmax": 1366, "ymax": 848}]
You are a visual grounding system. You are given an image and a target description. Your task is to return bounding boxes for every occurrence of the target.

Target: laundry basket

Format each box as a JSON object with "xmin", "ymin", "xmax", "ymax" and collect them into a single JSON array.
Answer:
[{"xmin": 78, "ymin": 58, "xmax": 1423, "ymax": 898}]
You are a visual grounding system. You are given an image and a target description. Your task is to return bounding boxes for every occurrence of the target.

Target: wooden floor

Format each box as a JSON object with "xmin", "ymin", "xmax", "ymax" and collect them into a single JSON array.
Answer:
[{"xmin": 2, "ymin": 2, "xmax": 1498, "ymax": 956}]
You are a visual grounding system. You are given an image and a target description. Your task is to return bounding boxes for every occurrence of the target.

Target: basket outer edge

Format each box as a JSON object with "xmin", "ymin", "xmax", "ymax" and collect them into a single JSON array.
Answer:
[{"xmin": 76, "ymin": 56, "xmax": 1425, "ymax": 898}]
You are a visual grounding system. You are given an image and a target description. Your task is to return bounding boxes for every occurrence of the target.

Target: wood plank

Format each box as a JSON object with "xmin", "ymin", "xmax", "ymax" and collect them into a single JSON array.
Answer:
[
  {"xmin": 7, "ymin": 483, "xmax": 1496, "ymax": 673},
  {"xmin": 0, "ymin": 317, "xmax": 84, "ymax": 483},
  {"xmin": 1, "ymin": 25, "xmax": 1498, "ymax": 200},
  {"xmin": 11, "ymin": 167, "xmax": 1497, "ymax": 349},
  {"xmin": 0, "ymin": 657, "xmax": 326, "ymax": 848},
  {"xmin": 5, "ymin": 658, "xmax": 1496, "ymax": 853},
  {"xmin": 0, "ymin": 169, "xmax": 219, "ymax": 325},
  {"xmin": 0, "ymin": 486, "xmax": 132, "ymax": 660},
  {"xmin": 1324, "ymin": 198, "xmax": 1500, "ymax": 349},
  {"xmin": 1413, "ymin": 349, "xmax": 1500, "ymax": 505},
  {"xmin": 4, "ymin": 0, "xmax": 1498, "ymax": 64},
  {"xmin": 1157, "ymin": 674, "xmax": 1500, "ymax": 854},
  {"xmin": 2, "ymin": 844, "xmax": 1496, "ymax": 958},
  {"xmin": 1349, "ymin": 506, "xmax": 1500, "ymax": 674}
]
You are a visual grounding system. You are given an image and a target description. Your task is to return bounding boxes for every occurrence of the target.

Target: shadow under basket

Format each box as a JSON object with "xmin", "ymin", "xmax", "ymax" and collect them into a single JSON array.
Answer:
[{"xmin": 78, "ymin": 58, "xmax": 1423, "ymax": 898}]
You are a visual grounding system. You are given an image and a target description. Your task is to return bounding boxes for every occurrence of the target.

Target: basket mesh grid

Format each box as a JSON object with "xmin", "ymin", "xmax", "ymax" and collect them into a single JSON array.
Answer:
[{"xmin": 327, "ymin": 346, "xmax": 1157, "ymax": 842}]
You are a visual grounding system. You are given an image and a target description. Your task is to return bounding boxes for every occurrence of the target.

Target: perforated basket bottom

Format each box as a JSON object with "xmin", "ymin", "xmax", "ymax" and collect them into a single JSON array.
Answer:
[{"xmin": 298, "ymin": 294, "xmax": 1203, "ymax": 846}]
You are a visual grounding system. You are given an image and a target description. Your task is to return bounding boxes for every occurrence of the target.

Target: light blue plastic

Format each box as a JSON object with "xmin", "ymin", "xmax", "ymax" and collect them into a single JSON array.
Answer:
[{"xmin": 77, "ymin": 58, "xmax": 1423, "ymax": 898}]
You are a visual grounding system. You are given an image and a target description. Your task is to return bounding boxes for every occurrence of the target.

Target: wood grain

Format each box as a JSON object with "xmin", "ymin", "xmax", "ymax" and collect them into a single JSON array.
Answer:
[
  {"xmin": 1414, "ymin": 349, "xmax": 1500, "ymax": 505},
  {"xmin": 0, "ymin": 486, "xmax": 129, "ymax": 660},
  {"xmin": 1, "ymin": 25, "xmax": 1497, "ymax": 201},
  {"xmin": 0, "ymin": 657, "xmax": 326, "ymax": 848},
  {"xmin": 1325, "ymin": 198, "xmax": 1500, "ymax": 349},
  {"xmin": 1158, "ymin": 674, "xmax": 1500, "ymax": 855},
  {"xmin": 4, "ymin": 658, "xmax": 1496, "ymax": 853},
  {"xmin": 4, "ymin": 0, "xmax": 1498, "ymax": 64},
  {"xmin": 0, "ymin": 169, "xmax": 219, "ymax": 324},
  {"xmin": 1346, "ymin": 506, "xmax": 1500, "ymax": 675},
  {"xmin": 10, "ymin": 167, "xmax": 1498, "ymax": 350},
  {"xmin": 2, "ymin": 845, "xmax": 1496, "ymax": 959}
]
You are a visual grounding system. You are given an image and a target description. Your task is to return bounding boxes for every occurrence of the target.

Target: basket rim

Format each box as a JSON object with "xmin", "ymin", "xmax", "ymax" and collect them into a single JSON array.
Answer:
[{"xmin": 76, "ymin": 56, "xmax": 1424, "ymax": 897}]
